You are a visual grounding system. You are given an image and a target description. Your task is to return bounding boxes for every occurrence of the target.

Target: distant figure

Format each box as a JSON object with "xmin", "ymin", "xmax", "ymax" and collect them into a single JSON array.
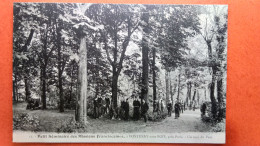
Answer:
[
  {"xmin": 178, "ymin": 102, "xmax": 182, "ymax": 115},
  {"xmin": 109, "ymin": 106, "xmax": 114, "ymax": 119},
  {"xmin": 93, "ymin": 98, "xmax": 98, "ymax": 118},
  {"xmin": 174, "ymin": 102, "xmax": 180, "ymax": 118},
  {"xmin": 167, "ymin": 101, "xmax": 172, "ymax": 117},
  {"xmin": 181, "ymin": 101, "xmax": 184, "ymax": 113},
  {"xmin": 193, "ymin": 101, "xmax": 196, "ymax": 111},
  {"xmin": 125, "ymin": 98, "xmax": 129, "ymax": 120},
  {"xmin": 201, "ymin": 103, "xmax": 207, "ymax": 115},
  {"xmin": 105, "ymin": 97, "xmax": 110, "ymax": 114},
  {"xmin": 141, "ymin": 100, "xmax": 149, "ymax": 122},
  {"xmin": 97, "ymin": 96, "xmax": 102, "ymax": 117},
  {"xmin": 120, "ymin": 100, "xmax": 126, "ymax": 120},
  {"xmin": 160, "ymin": 100, "xmax": 164, "ymax": 113},
  {"xmin": 133, "ymin": 98, "xmax": 141, "ymax": 120},
  {"xmin": 153, "ymin": 100, "xmax": 160, "ymax": 114},
  {"xmin": 26, "ymin": 98, "xmax": 40, "ymax": 110},
  {"xmin": 27, "ymin": 98, "xmax": 33, "ymax": 109},
  {"xmin": 33, "ymin": 100, "xmax": 39, "ymax": 109}
]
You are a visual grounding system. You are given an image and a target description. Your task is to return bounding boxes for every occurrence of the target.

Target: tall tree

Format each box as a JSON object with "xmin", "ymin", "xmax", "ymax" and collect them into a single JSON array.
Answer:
[
  {"xmin": 141, "ymin": 7, "xmax": 150, "ymax": 103},
  {"xmin": 88, "ymin": 4, "xmax": 140, "ymax": 109},
  {"xmin": 198, "ymin": 6, "xmax": 227, "ymax": 119},
  {"xmin": 13, "ymin": 3, "xmax": 39, "ymax": 101}
]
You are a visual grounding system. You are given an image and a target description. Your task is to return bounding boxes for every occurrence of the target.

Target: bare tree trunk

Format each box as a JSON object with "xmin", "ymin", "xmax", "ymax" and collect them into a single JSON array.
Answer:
[
  {"xmin": 188, "ymin": 82, "xmax": 192, "ymax": 101},
  {"xmin": 24, "ymin": 75, "xmax": 31, "ymax": 101},
  {"xmin": 141, "ymin": 11, "xmax": 150, "ymax": 103},
  {"xmin": 165, "ymin": 70, "xmax": 170, "ymax": 104},
  {"xmin": 111, "ymin": 68, "xmax": 119, "ymax": 109},
  {"xmin": 207, "ymin": 40, "xmax": 218, "ymax": 119},
  {"xmin": 210, "ymin": 67, "xmax": 218, "ymax": 119},
  {"xmin": 197, "ymin": 90, "xmax": 200, "ymax": 104},
  {"xmin": 217, "ymin": 78, "xmax": 223, "ymax": 103},
  {"xmin": 170, "ymin": 78, "xmax": 173, "ymax": 105},
  {"xmin": 41, "ymin": 64, "xmax": 47, "ymax": 110},
  {"xmin": 23, "ymin": 29, "xmax": 34, "ymax": 102},
  {"xmin": 57, "ymin": 27, "xmax": 64, "ymax": 113},
  {"xmin": 192, "ymin": 89, "xmax": 196, "ymax": 101},
  {"xmin": 13, "ymin": 73, "xmax": 17, "ymax": 102},
  {"xmin": 177, "ymin": 73, "xmax": 181, "ymax": 101},
  {"xmin": 152, "ymin": 47, "xmax": 157, "ymax": 111},
  {"xmin": 76, "ymin": 36, "xmax": 88, "ymax": 124},
  {"xmin": 204, "ymin": 87, "xmax": 207, "ymax": 100}
]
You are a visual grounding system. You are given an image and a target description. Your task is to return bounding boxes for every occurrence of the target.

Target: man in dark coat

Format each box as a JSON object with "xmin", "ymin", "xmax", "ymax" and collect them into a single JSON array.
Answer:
[
  {"xmin": 133, "ymin": 98, "xmax": 141, "ymax": 120},
  {"xmin": 167, "ymin": 101, "xmax": 172, "ymax": 117},
  {"xmin": 120, "ymin": 100, "xmax": 126, "ymax": 120},
  {"xmin": 105, "ymin": 97, "xmax": 110, "ymax": 114},
  {"xmin": 174, "ymin": 102, "xmax": 180, "ymax": 118},
  {"xmin": 201, "ymin": 103, "xmax": 207, "ymax": 115},
  {"xmin": 141, "ymin": 100, "xmax": 149, "ymax": 122},
  {"xmin": 125, "ymin": 98, "xmax": 130, "ymax": 120},
  {"xmin": 97, "ymin": 96, "xmax": 102, "ymax": 117}
]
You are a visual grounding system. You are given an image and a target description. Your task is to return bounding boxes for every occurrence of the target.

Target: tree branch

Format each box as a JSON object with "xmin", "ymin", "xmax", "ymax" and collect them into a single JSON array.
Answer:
[{"xmin": 103, "ymin": 37, "xmax": 113, "ymax": 66}]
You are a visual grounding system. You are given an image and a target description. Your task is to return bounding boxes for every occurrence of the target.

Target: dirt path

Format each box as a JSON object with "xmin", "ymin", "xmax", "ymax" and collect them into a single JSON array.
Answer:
[
  {"xmin": 13, "ymin": 102, "xmax": 211, "ymax": 133},
  {"xmin": 135, "ymin": 110, "xmax": 212, "ymax": 133}
]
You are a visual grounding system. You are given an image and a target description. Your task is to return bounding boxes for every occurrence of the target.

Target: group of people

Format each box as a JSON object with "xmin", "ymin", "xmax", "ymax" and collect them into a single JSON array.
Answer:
[
  {"xmin": 153, "ymin": 99, "xmax": 184, "ymax": 118},
  {"xmin": 92, "ymin": 96, "xmax": 201, "ymax": 121},
  {"xmin": 26, "ymin": 98, "xmax": 40, "ymax": 110},
  {"xmin": 92, "ymin": 96, "xmax": 149, "ymax": 122},
  {"xmin": 93, "ymin": 96, "xmax": 110, "ymax": 118},
  {"xmin": 166, "ymin": 101, "xmax": 185, "ymax": 118},
  {"xmin": 132, "ymin": 98, "xmax": 149, "ymax": 122}
]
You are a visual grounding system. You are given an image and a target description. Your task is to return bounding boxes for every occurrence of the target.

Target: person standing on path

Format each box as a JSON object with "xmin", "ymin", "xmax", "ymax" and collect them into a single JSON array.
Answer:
[
  {"xmin": 141, "ymin": 100, "xmax": 149, "ymax": 122},
  {"xmin": 160, "ymin": 99, "xmax": 164, "ymax": 113},
  {"xmin": 125, "ymin": 98, "xmax": 129, "ymax": 120},
  {"xmin": 174, "ymin": 102, "xmax": 180, "ymax": 118},
  {"xmin": 133, "ymin": 97, "xmax": 141, "ymax": 120},
  {"xmin": 167, "ymin": 101, "xmax": 172, "ymax": 117},
  {"xmin": 105, "ymin": 97, "xmax": 110, "ymax": 114},
  {"xmin": 93, "ymin": 98, "xmax": 98, "ymax": 118}
]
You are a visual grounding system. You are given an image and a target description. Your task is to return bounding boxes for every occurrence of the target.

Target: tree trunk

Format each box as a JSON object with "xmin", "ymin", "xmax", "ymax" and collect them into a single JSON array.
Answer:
[
  {"xmin": 192, "ymin": 89, "xmax": 197, "ymax": 101},
  {"xmin": 177, "ymin": 73, "xmax": 181, "ymax": 101},
  {"xmin": 22, "ymin": 29, "xmax": 34, "ymax": 102},
  {"xmin": 24, "ymin": 75, "xmax": 31, "ymax": 101},
  {"xmin": 152, "ymin": 47, "xmax": 156, "ymax": 111},
  {"xmin": 217, "ymin": 77, "xmax": 224, "ymax": 120},
  {"xmin": 13, "ymin": 73, "xmax": 17, "ymax": 102},
  {"xmin": 58, "ymin": 68, "xmax": 64, "ymax": 112},
  {"xmin": 170, "ymin": 78, "xmax": 174, "ymax": 106},
  {"xmin": 69, "ymin": 79, "xmax": 73, "ymax": 104},
  {"xmin": 41, "ymin": 65, "xmax": 47, "ymax": 110},
  {"xmin": 188, "ymin": 82, "xmax": 192, "ymax": 101},
  {"xmin": 210, "ymin": 67, "xmax": 218, "ymax": 119},
  {"xmin": 217, "ymin": 77, "xmax": 223, "ymax": 103},
  {"xmin": 76, "ymin": 36, "xmax": 88, "ymax": 124},
  {"xmin": 186, "ymin": 82, "xmax": 189, "ymax": 105},
  {"xmin": 41, "ymin": 25, "xmax": 49, "ymax": 110},
  {"xmin": 204, "ymin": 87, "xmax": 207, "ymax": 100},
  {"xmin": 111, "ymin": 70, "xmax": 119, "ymax": 109},
  {"xmin": 207, "ymin": 40, "xmax": 218, "ymax": 119},
  {"xmin": 197, "ymin": 90, "xmax": 200, "ymax": 104},
  {"xmin": 165, "ymin": 70, "xmax": 170, "ymax": 104},
  {"xmin": 57, "ymin": 27, "xmax": 64, "ymax": 112},
  {"xmin": 141, "ymin": 11, "xmax": 150, "ymax": 103}
]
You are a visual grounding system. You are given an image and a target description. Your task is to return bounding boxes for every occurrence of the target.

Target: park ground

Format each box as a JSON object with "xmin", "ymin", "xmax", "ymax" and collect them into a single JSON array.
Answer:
[{"xmin": 13, "ymin": 102, "xmax": 213, "ymax": 133}]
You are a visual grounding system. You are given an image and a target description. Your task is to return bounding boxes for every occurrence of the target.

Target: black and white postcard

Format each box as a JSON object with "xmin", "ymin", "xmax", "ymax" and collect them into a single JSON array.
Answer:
[{"xmin": 12, "ymin": 3, "xmax": 228, "ymax": 143}]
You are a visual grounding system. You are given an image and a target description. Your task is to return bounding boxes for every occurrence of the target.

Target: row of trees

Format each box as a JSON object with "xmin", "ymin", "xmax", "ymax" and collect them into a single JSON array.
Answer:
[{"xmin": 13, "ymin": 3, "xmax": 227, "ymax": 123}]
